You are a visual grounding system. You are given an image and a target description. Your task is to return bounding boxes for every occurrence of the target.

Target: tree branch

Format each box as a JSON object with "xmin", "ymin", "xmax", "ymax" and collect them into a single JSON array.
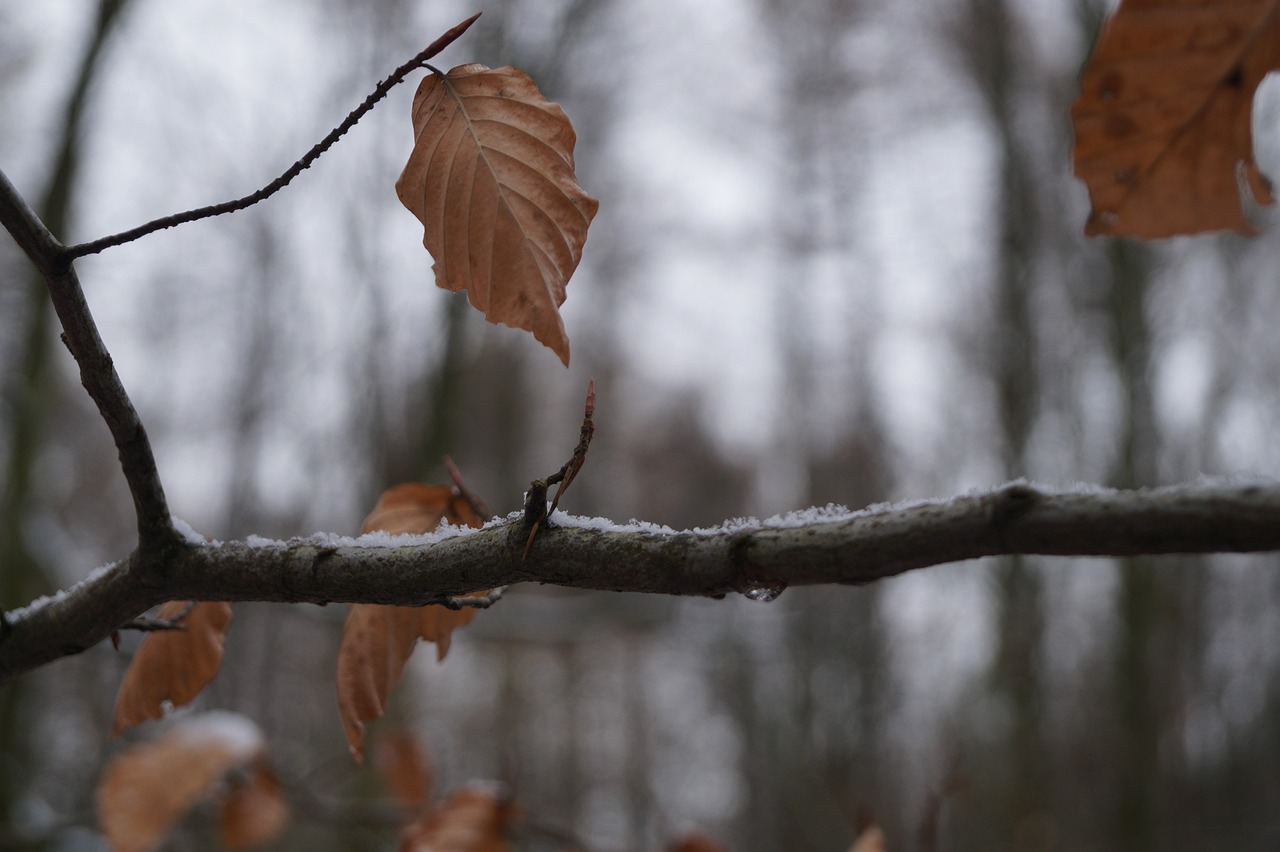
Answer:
[
  {"xmin": 0, "ymin": 169, "xmax": 175, "ymax": 546},
  {"xmin": 2, "ymin": 479, "xmax": 1277, "ymax": 682},
  {"xmin": 63, "ymin": 13, "xmax": 481, "ymax": 258},
  {"xmin": 0, "ymin": 14, "xmax": 484, "ymax": 552}
]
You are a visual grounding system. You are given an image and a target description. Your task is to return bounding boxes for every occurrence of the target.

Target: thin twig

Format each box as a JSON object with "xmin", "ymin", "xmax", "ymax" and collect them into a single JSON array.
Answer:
[
  {"xmin": 548, "ymin": 378, "xmax": 595, "ymax": 517},
  {"xmin": 520, "ymin": 478, "xmax": 550, "ymax": 560},
  {"xmin": 445, "ymin": 454, "xmax": 491, "ymax": 518},
  {"xmin": 523, "ymin": 381, "xmax": 597, "ymax": 558},
  {"xmin": 64, "ymin": 13, "xmax": 481, "ymax": 258}
]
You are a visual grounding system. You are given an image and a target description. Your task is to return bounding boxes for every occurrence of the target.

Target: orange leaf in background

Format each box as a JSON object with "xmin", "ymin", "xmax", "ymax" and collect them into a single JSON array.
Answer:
[
  {"xmin": 399, "ymin": 785, "xmax": 515, "ymax": 852},
  {"xmin": 1072, "ymin": 0, "xmax": 1279, "ymax": 237},
  {"xmin": 219, "ymin": 762, "xmax": 290, "ymax": 850},
  {"xmin": 396, "ymin": 64, "xmax": 599, "ymax": 366},
  {"xmin": 848, "ymin": 824, "xmax": 888, "ymax": 852},
  {"xmin": 359, "ymin": 482, "xmax": 479, "ymax": 535},
  {"xmin": 376, "ymin": 729, "xmax": 434, "ymax": 809},
  {"xmin": 98, "ymin": 712, "xmax": 285, "ymax": 852},
  {"xmin": 666, "ymin": 831, "xmax": 729, "ymax": 852},
  {"xmin": 112, "ymin": 601, "xmax": 233, "ymax": 736},
  {"xmin": 337, "ymin": 483, "xmax": 489, "ymax": 761}
]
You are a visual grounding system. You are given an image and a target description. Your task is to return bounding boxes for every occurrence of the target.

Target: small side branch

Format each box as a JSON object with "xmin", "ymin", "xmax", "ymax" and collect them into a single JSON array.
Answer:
[
  {"xmin": 0, "ymin": 170, "xmax": 174, "ymax": 545},
  {"xmin": 445, "ymin": 454, "xmax": 491, "ymax": 519},
  {"xmin": 64, "ymin": 13, "xmax": 481, "ymax": 258},
  {"xmin": 522, "ymin": 381, "xmax": 596, "ymax": 557}
]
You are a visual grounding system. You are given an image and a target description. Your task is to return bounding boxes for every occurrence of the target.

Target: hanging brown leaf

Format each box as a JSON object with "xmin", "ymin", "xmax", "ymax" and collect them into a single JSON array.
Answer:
[
  {"xmin": 337, "ymin": 483, "xmax": 489, "ymax": 761},
  {"xmin": 219, "ymin": 762, "xmax": 290, "ymax": 850},
  {"xmin": 376, "ymin": 729, "xmax": 435, "ymax": 810},
  {"xmin": 1072, "ymin": 0, "xmax": 1280, "ymax": 237},
  {"xmin": 112, "ymin": 601, "xmax": 234, "ymax": 736},
  {"xmin": 396, "ymin": 63, "xmax": 599, "ymax": 366},
  {"xmin": 97, "ymin": 712, "xmax": 283, "ymax": 852},
  {"xmin": 847, "ymin": 825, "xmax": 888, "ymax": 852},
  {"xmin": 399, "ymin": 785, "xmax": 516, "ymax": 852},
  {"xmin": 666, "ymin": 831, "xmax": 729, "ymax": 852}
]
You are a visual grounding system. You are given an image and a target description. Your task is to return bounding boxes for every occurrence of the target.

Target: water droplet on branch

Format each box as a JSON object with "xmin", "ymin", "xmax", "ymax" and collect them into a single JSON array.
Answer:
[{"xmin": 740, "ymin": 583, "xmax": 787, "ymax": 603}]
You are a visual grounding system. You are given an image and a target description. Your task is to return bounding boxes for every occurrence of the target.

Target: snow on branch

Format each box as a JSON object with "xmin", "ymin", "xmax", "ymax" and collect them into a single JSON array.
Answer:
[{"xmin": 2, "ymin": 479, "xmax": 1278, "ymax": 682}]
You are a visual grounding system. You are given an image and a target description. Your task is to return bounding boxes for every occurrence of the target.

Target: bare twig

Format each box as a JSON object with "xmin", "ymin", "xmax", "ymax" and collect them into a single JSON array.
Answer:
[
  {"xmin": 520, "ymin": 478, "xmax": 550, "ymax": 560},
  {"xmin": 64, "ymin": 13, "xmax": 481, "ymax": 258},
  {"xmin": 445, "ymin": 454, "xmax": 491, "ymax": 518},
  {"xmin": 523, "ymin": 381, "xmax": 596, "ymax": 557},
  {"xmin": 4, "ymin": 478, "xmax": 1280, "ymax": 682},
  {"xmin": 548, "ymin": 379, "xmax": 596, "ymax": 517}
]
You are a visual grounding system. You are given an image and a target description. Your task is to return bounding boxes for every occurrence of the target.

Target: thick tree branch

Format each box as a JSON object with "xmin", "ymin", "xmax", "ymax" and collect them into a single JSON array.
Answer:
[
  {"xmin": 0, "ymin": 169, "xmax": 175, "ymax": 546},
  {"xmin": 2, "ymin": 479, "xmax": 1278, "ymax": 682}
]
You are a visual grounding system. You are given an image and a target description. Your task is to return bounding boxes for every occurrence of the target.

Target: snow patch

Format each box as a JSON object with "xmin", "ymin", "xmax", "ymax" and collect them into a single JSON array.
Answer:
[
  {"xmin": 5, "ymin": 561, "xmax": 118, "ymax": 623},
  {"xmin": 237, "ymin": 517, "xmax": 498, "ymax": 551},
  {"xmin": 171, "ymin": 515, "xmax": 214, "ymax": 545},
  {"xmin": 174, "ymin": 710, "xmax": 264, "ymax": 760},
  {"xmin": 550, "ymin": 513, "xmax": 680, "ymax": 536},
  {"xmin": 550, "ymin": 502, "xmax": 895, "ymax": 537}
]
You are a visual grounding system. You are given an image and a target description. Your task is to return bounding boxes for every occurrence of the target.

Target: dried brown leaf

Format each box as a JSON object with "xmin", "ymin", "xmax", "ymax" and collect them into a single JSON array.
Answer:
[
  {"xmin": 112, "ymin": 601, "xmax": 234, "ymax": 736},
  {"xmin": 848, "ymin": 824, "xmax": 888, "ymax": 852},
  {"xmin": 399, "ymin": 785, "xmax": 515, "ymax": 852},
  {"xmin": 1072, "ymin": 0, "xmax": 1280, "ymax": 237},
  {"xmin": 97, "ymin": 712, "xmax": 268, "ymax": 852},
  {"xmin": 666, "ymin": 830, "xmax": 729, "ymax": 852},
  {"xmin": 219, "ymin": 762, "xmax": 290, "ymax": 849},
  {"xmin": 396, "ymin": 64, "xmax": 599, "ymax": 366},
  {"xmin": 376, "ymin": 729, "xmax": 434, "ymax": 809},
  {"xmin": 338, "ymin": 483, "xmax": 489, "ymax": 761}
]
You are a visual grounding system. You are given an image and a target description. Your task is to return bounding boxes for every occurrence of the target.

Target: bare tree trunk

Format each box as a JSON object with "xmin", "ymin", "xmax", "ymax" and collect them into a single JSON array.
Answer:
[
  {"xmin": 751, "ymin": 3, "xmax": 900, "ymax": 844},
  {"xmin": 1105, "ymin": 239, "xmax": 1162, "ymax": 851},
  {"xmin": 955, "ymin": 0, "xmax": 1051, "ymax": 842}
]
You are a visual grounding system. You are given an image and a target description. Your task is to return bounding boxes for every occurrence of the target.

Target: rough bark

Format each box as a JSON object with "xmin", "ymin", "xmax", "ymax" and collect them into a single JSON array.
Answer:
[{"xmin": 2, "ymin": 479, "xmax": 1279, "ymax": 682}]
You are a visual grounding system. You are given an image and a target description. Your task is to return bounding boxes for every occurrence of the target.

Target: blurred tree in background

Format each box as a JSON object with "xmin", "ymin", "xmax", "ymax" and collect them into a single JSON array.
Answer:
[{"xmin": 4, "ymin": 1, "xmax": 1280, "ymax": 849}]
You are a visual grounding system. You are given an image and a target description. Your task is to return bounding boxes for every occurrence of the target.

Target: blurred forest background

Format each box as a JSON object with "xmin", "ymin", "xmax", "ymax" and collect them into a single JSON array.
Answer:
[{"xmin": 5, "ymin": 0, "xmax": 1280, "ymax": 849}]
